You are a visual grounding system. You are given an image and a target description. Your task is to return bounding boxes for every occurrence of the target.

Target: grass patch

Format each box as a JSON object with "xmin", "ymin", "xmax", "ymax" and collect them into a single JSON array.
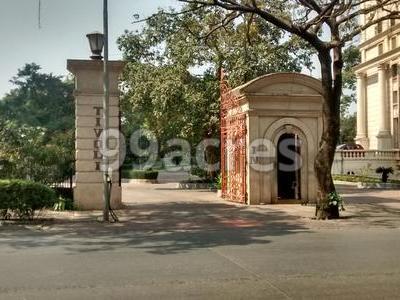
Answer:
[{"xmin": 333, "ymin": 174, "xmax": 400, "ymax": 184}]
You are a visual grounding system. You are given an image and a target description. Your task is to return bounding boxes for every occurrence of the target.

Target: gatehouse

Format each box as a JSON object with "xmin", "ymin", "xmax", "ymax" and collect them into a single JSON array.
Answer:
[{"xmin": 220, "ymin": 73, "xmax": 324, "ymax": 205}]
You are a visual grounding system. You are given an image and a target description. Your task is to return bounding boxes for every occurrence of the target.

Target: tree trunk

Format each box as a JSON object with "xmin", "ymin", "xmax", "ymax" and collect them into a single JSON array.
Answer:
[{"xmin": 315, "ymin": 46, "xmax": 342, "ymax": 219}]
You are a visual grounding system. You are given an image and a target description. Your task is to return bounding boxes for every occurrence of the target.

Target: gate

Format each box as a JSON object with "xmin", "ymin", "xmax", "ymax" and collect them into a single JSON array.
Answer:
[{"xmin": 220, "ymin": 71, "xmax": 247, "ymax": 203}]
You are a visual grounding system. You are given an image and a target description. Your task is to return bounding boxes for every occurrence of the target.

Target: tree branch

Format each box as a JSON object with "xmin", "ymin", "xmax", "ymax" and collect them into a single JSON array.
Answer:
[
  {"xmin": 179, "ymin": 0, "xmax": 326, "ymax": 50},
  {"xmin": 131, "ymin": 4, "xmax": 207, "ymax": 24},
  {"xmin": 339, "ymin": 12, "xmax": 400, "ymax": 45},
  {"xmin": 337, "ymin": 0, "xmax": 396, "ymax": 25}
]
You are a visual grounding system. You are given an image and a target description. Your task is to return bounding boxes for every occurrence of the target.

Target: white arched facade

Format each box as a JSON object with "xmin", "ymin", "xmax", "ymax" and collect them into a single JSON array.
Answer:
[
  {"xmin": 263, "ymin": 118, "xmax": 318, "ymax": 204},
  {"xmin": 227, "ymin": 73, "xmax": 323, "ymax": 205}
]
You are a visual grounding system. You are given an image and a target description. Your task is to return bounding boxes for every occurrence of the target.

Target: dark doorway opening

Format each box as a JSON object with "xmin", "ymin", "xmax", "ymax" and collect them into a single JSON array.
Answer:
[{"xmin": 277, "ymin": 133, "xmax": 301, "ymax": 200}]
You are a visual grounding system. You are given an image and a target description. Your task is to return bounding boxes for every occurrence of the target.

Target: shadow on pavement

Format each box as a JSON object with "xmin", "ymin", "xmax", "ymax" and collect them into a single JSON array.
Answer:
[{"xmin": 0, "ymin": 202, "xmax": 310, "ymax": 255}]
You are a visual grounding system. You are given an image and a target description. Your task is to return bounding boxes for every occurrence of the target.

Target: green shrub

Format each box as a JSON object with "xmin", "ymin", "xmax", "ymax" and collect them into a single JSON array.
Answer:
[
  {"xmin": 333, "ymin": 174, "xmax": 400, "ymax": 184},
  {"xmin": 327, "ymin": 191, "xmax": 345, "ymax": 211},
  {"xmin": 376, "ymin": 167, "xmax": 394, "ymax": 183},
  {"xmin": 122, "ymin": 169, "xmax": 159, "ymax": 180},
  {"xmin": 0, "ymin": 180, "xmax": 56, "ymax": 219},
  {"xmin": 190, "ymin": 166, "xmax": 210, "ymax": 179},
  {"xmin": 214, "ymin": 174, "xmax": 222, "ymax": 190},
  {"xmin": 53, "ymin": 197, "xmax": 74, "ymax": 211}
]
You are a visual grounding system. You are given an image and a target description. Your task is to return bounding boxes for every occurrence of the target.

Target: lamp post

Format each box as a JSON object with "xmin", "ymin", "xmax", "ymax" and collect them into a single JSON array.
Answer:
[
  {"xmin": 102, "ymin": 0, "xmax": 111, "ymax": 222},
  {"xmin": 85, "ymin": 0, "xmax": 111, "ymax": 222},
  {"xmin": 86, "ymin": 31, "xmax": 104, "ymax": 60}
]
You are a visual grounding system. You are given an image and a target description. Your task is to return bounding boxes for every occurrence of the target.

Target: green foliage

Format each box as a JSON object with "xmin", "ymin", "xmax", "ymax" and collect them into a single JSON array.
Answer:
[
  {"xmin": 119, "ymin": 7, "xmax": 314, "ymax": 84},
  {"xmin": 340, "ymin": 46, "xmax": 361, "ymax": 116},
  {"xmin": 190, "ymin": 166, "xmax": 210, "ymax": 179},
  {"xmin": 0, "ymin": 180, "xmax": 56, "ymax": 219},
  {"xmin": 327, "ymin": 192, "xmax": 345, "ymax": 211},
  {"xmin": 338, "ymin": 46, "xmax": 360, "ymax": 145},
  {"xmin": 122, "ymin": 169, "xmax": 159, "ymax": 180},
  {"xmin": 0, "ymin": 63, "xmax": 74, "ymax": 132},
  {"xmin": 0, "ymin": 64, "xmax": 74, "ymax": 184},
  {"xmin": 376, "ymin": 167, "xmax": 394, "ymax": 183},
  {"xmin": 333, "ymin": 174, "xmax": 400, "ymax": 184},
  {"xmin": 0, "ymin": 121, "xmax": 74, "ymax": 184},
  {"xmin": 376, "ymin": 167, "xmax": 394, "ymax": 174},
  {"xmin": 339, "ymin": 113, "xmax": 356, "ymax": 144},
  {"xmin": 118, "ymin": 5, "xmax": 314, "ymax": 158},
  {"xmin": 215, "ymin": 173, "xmax": 222, "ymax": 190},
  {"xmin": 53, "ymin": 197, "xmax": 74, "ymax": 211},
  {"xmin": 120, "ymin": 63, "xmax": 219, "ymax": 152}
]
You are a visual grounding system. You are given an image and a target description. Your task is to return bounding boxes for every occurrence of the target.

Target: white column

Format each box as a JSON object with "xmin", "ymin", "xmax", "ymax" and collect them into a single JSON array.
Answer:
[
  {"xmin": 355, "ymin": 73, "xmax": 369, "ymax": 149},
  {"xmin": 376, "ymin": 63, "xmax": 392, "ymax": 150}
]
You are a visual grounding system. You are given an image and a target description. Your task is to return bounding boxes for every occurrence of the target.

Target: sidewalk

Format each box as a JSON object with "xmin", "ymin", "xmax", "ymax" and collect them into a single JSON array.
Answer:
[{"xmin": 27, "ymin": 182, "xmax": 400, "ymax": 232}]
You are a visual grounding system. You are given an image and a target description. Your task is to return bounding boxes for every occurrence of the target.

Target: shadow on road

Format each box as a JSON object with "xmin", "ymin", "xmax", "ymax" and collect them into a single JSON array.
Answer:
[{"xmin": 0, "ymin": 202, "xmax": 310, "ymax": 255}]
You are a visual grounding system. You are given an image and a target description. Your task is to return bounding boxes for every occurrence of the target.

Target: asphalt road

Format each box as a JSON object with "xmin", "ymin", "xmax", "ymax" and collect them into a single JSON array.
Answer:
[{"xmin": 1, "ymin": 183, "xmax": 400, "ymax": 299}]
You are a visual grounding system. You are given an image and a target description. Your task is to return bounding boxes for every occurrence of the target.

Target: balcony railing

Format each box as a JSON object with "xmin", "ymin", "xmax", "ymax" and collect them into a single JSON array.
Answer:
[{"xmin": 335, "ymin": 150, "xmax": 400, "ymax": 160}]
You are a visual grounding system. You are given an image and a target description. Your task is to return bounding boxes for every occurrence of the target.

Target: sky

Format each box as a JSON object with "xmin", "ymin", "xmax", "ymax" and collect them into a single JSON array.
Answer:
[
  {"xmin": 0, "ymin": 0, "xmax": 327, "ymax": 101},
  {"xmin": 0, "ymin": 0, "xmax": 179, "ymax": 97}
]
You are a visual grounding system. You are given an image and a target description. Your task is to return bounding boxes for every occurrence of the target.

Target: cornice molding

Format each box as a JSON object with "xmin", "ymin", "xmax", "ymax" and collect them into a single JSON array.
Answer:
[{"xmin": 359, "ymin": 23, "xmax": 400, "ymax": 49}]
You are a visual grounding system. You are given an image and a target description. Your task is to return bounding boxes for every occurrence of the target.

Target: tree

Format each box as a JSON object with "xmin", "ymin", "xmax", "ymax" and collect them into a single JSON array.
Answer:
[
  {"xmin": 339, "ymin": 113, "xmax": 356, "ymax": 144},
  {"xmin": 341, "ymin": 45, "xmax": 361, "ymax": 117},
  {"xmin": 120, "ymin": 63, "xmax": 220, "ymax": 157},
  {"xmin": 0, "ymin": 63, "xmax": 74, "ymax": 132},
  {"xmin": 0, "ymin": 64, "xmax": 74, "ymax": 184},
  {"xmin": 118, "ymin": 6, "xmax": 313, "ymax": 168},
  {"xmin": 339, "ymin": 46, "xmax": 360, "ymax": 144},
  {"xmin": 177, "ymin": 0, "xmax": 399, "ymax": 218}
]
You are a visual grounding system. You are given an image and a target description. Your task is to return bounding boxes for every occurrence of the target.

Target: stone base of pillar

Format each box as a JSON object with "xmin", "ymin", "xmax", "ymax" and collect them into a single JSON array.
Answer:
[
  {"xmin": 355, "ymin": 136, "xmax": 369, "ymax": 150},
  {"xmin": 376, "ymin": 131, "xmax": 393, "ymax": 150},
  {"xmin": 73, "ymin": 184, "xmax": 122, "ymax": 210}
]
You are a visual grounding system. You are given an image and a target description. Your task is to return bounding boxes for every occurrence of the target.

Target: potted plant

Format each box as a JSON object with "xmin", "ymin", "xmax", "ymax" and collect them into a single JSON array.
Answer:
[
  {"xmin": 375, "ymin": 167, "xmax": 393, "ymax": 183},
  {"xmin": 326, "ymin": 192, "xmax": 344, "ymax": 219}
]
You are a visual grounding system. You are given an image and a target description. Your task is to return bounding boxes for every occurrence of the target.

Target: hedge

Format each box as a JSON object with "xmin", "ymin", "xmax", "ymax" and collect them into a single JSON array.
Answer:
[
  {"xmin": 333, "ymin": 174, "xmax": 400, "ymax": 184},
  {"xmin": 0, "ymin": 180, "xmax": 57, "ymax": 219},
  {"xmin": 122, "ymin": 169, "xmax": 159, "ymax": 180}
]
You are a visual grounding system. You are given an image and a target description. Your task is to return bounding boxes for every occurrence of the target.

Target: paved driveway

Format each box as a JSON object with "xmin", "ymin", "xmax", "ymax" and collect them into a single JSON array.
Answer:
[
  {"xmin": 0, "ymin": 182, "xmax": 399, "ymax": 299},
  {"xmin": 122, "ymin": 181, "xmax": 400, "ymax": 230}
]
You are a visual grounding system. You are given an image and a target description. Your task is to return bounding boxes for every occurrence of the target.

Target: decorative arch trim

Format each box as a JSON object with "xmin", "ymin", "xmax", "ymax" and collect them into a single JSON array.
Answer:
[
  {"xmin": 236, "ymin": 73, "xmax": 323, "ymax": 96},
  {"xmin": 264, "ymin": 117, "xmax": 316, "ymax": 151},
  {"xmin": 262, "ymin": 117, "xmax": 317, "ymax": 203}
]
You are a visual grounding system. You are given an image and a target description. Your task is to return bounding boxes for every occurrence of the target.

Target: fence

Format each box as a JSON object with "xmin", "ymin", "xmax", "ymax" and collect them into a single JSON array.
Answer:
[{"xmin": 332, "ymin": 150, "xmax": 400, "ymax": 178}]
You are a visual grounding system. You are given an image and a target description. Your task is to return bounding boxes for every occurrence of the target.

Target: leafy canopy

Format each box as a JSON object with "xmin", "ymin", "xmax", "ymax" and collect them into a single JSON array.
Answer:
[
  {"xmin": 0, "ymin": 64, "xmax": 74, "ymax": 183},
  {"xmin": 118, "ymin": 5, "xmax": 314, "ymax": 154}
]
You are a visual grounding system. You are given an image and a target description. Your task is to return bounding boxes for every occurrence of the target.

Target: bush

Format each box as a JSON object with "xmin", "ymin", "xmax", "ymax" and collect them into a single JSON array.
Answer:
[
  {"xmin": 190, "ymin": 166, "xmax": 209, "ymax": 179},
  {"xmin": 376, "ymin": 167, "xmax": 394, "ymax": 183},
  {"xmin": 54, "ymin": 186, "xmax": 73, "ymax": 200},
  {"xmin": 53, "ymin": 197, "xmax": 74, "ymax": 211},
  {"xmin": 122, "ymin": 169, "xmax": 159, "ymax": 180},
  {"xmin": 332, "ymin": 174, "xmax": 400, "ymax": 184},
  {"xmin": 0, "ymin": 180, "xmax": 56, "ymax": 219},
  {"xmin": 214, "ymin": 174, "xmax": 222, "ymax": 190}
]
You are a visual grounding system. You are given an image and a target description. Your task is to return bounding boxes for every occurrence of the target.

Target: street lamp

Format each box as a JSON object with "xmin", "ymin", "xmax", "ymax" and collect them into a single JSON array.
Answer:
[
  {"xmin": 85, "ymin": 0, "xmax": 112, "ymax": 222},
  {"xmin": 86, "ymin": 31, "xmax": 104, "ymax": 60}
]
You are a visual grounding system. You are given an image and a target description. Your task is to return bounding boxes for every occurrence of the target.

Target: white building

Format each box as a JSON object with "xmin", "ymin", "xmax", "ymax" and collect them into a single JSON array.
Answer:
[
  {"xmin": 354, "ymin": 7, "xmax": 400, "ymax": 150},
  {"xmin": 332, "ymin": 6, "xmax": 400, "ymax": 178}
]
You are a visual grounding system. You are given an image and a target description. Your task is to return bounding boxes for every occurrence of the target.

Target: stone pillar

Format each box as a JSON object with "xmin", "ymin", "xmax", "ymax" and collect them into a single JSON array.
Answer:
[
  {"xmin": 246, "ymin": 112, "xmax": 261, "ymax": 204},
  {"xmin": 355, "ymin": 73, "xmax": 369, "ymax": 149},
  {"xmin": 67, "ymin": 60, "xmax": 124, "ymax": 210},
  {"xmin": 376, "ymin": 63, "xmax": 393, "ymax": 150}
]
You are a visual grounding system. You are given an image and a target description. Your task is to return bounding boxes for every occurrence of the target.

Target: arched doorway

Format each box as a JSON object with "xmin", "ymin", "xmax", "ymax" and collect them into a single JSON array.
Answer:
[{"xmin": 277, "ymin": 133, "xmax": 302, "ymax": 200}]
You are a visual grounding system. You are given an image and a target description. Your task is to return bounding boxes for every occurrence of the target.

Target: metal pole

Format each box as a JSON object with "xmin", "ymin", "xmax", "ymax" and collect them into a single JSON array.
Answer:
[{"xmin": 103, "ymin": 0, "xmax": 110, "ymax": 222}]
